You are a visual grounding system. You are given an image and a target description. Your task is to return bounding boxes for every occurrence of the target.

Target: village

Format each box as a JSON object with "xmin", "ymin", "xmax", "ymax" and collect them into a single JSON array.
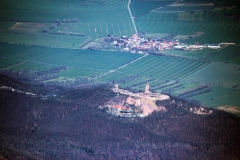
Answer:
[{"xmin": 97, "ymin": 33, "xmax": 235, "ymax": 54}]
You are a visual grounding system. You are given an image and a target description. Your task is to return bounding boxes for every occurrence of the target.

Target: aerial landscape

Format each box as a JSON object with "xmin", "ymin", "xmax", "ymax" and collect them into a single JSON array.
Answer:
[{"xmin": 0, "ymin": 0, "xmax": 240, "ymax": 159}]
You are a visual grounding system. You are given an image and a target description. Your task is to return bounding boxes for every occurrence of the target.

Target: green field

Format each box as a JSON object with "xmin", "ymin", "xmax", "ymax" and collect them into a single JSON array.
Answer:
[
  {"xmin": 183, "ymin": 62, "xmax": 240, "ymax": 88},
  {"xmin": 133, "ymin": 0, "xmax": 240, "ymax": 47},
  {"xmin": 0, "ymin": 60, "xmax": 56, "ymax": 73},
  {"xmin": 56, "ymin": 68, "xmax": 103, "ymax": 78},
  {"xmin": 0, "ymin": 43, "xmax": 141, "ymax": 76},
  {"xmin": 163, "ymin": 48, "xmax": 216, "ymax": 59},
  {"xmin": 0, "ymin": 58, "xmax": 20, "ymax": 67},
  {"xmin": 115, "ymin": 55, "xmax": 209, "ymax": 80},
  {"xmin": 191, "ymin": 86, "xmax": 240, "ymax": 115},
  {"xmin": 0, "ymin": 0, "xmax": 135, "ymax": 48},
  {"xmin": 202, "ymin": 46, "xmax": 240, "ymax": 62},
  {"xmin": 130, "ymin": 0, "xmax": 173, "ymax": 17},
  {"xmin": 227, "ymin": 54, "xmax": 240, "ymax": 64},
  {"xmin": 0, "ymin": 0, "xmax": 127, "ymax": 11},
  {"xmin": 0, "ymin": 22, "xmax": 15, "ymax": 30}
]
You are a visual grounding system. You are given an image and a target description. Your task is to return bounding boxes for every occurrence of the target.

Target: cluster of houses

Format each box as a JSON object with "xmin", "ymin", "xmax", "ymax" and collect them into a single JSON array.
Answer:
[
  {"xmin": 105, "ymin": 34, "xmax": 180, "ymax": 53},
  {"xmin": 104, "ymin": 34, "xmax": 235, "ymax": 53},
  {"xmin": 174, "ymin": 42, "xmax": 235, "ymax": 50}
]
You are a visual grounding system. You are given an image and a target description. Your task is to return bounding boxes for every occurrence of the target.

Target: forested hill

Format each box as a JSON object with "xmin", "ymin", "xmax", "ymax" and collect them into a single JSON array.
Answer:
[{"xmin": 0, "ymin": 74, "xmax": 240, "ymax": 159}]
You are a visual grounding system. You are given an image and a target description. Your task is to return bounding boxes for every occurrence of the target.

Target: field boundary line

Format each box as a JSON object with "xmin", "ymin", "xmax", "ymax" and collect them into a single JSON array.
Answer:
[
  {"xmin": 237, "ymin": 26, "xmax": 240, "ymax": 32},
  {"xmin": 185, "ymin": 24, "xmax": 192, "ymax": 34},
  {"xmin": 100, "ymin": 23, "xmax": 103, "ymax": 33},
  {"xmin": 111, "ymin": 23, "xmax": 116, "ymax": 35},
  {"xmin": 123, "ymin": 23, "xmax": 128, "ymax": 35},
  {"xmin": 159, "ymin": 13, "xmax": 162, "ymax": 21},
  {"xmin": 217, "ymin": 24, "xmax": 223, "ymax": 32},
  {"xmin": 117, "ymin": 23, "xmax": 122, "ymax": 35},
  {"xmin": 211, "ymin": 24, "xmax": 217, "ymax": 32},
  {"xmin": 106, "ymin": 23, "xmax": 109, "ymax": 33},
  {"xmin": 151, "ymin": 23, "xmax": 161, "ymax": 32},
  {"xmin": 224, "ymin": 24, "xmax": 230, "ymax": 31},
  {"xmin": 0, "ymin": 22, "xmax": 15, "ymax": 32},
  {"xmin": 198, "ymin": 23, "xmax": 206, "ymax": 32},
  {"xmin": 150, "ymin": 1, "xmax": 178, "ymax": 13},
  {"xmin": 230, "ymin": 25, "xmax": 235, "ymax": 31}
]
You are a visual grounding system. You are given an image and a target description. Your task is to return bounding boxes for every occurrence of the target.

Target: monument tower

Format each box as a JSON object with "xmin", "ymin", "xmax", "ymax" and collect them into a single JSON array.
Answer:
[{"xmin": 145, "ymin": 83, "xmax": 150, "ymax": 94}]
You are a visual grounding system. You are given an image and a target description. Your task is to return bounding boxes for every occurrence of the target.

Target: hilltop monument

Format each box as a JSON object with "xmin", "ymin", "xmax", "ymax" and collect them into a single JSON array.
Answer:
[
  {"xmin": 145, "ymin": 83, "xmax": 150, "ymax": 94},
  {"xmin": 114, "ymin": 84, "xmax": 119, "ymax": 90}
]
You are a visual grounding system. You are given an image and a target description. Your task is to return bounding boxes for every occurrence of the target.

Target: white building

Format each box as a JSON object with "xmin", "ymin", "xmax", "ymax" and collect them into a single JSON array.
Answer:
[{"xmin": 208, "ymin": 44, "xmax": 221, "ymax": 49}]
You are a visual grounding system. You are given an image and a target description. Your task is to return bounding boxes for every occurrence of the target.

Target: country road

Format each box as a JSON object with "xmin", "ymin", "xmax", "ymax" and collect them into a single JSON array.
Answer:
[
  {"xmin": 127, "ymin": 0, "xmax": 137, "ymax": 34},
  {"xmin": 95, "ymin": 53, "xmax": 148, "ymax": 79}
]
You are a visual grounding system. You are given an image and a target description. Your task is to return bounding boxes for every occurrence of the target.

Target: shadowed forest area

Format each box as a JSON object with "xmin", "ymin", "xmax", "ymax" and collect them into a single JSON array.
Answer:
[{"xmin": 0, "ymin": 74, "xmax": 240, "ymax": 159}]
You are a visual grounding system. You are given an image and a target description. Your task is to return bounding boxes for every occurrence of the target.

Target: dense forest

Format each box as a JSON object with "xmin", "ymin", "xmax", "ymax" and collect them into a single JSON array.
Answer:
[{"xmin": 0, "ymin": 73, "xmax": 240, "ymax": 159}]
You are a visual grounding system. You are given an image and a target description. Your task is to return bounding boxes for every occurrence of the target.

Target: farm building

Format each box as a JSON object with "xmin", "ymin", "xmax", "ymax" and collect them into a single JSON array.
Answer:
[{"xmin": 208, "ymin": 44, "xmax": 221, "ymax": 49}]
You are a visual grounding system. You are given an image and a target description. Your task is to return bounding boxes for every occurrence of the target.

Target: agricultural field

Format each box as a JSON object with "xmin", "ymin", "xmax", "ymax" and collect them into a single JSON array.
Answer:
[
  {"xmin": 191, "ymin": 86, "xmax": 240, "ymax": 115},
  {"xmin": 0, "ymin": 33, "xmax": 88, "ymax": 49},
  {"xmin": 0, "ymin": 43, "xmax": 141, "ymax": 77},
  {"xmin": 55, "ymin": 68, "xmax": 103, "ymax": 79},
  {"xmin": 0, "ymin": 21, "xmax": 88, "ymax": 48},
  {"xmin": 0, "ymin": 60, "xmax": 56, "ymax": 73},
  {"xmin": 130, "ymin": 0, "xmax": 174, "ymax": 17},
  {"xmin": 0, "ymin": 22, "xmax": 15, "ymax": 30},
  {"xmin": 182, "ymin": 62, "xmax": 240, "ymax": 88},
  {"xmin": 115, "ymin": 55, "xmax": 209, "ymax": 80},
  {"xmin": 0, "ymin": 0, "xmax": 135, "ymax": 48},
  {"xmin": 0, "ymin": 0, "xmax": 127, "ymax": 11},
  {"xmin": 49, "ymin": 21, "xmax": 134, "ymax": 37},
  {"xmin": 227, "ymin": 54, "xmax": 240, "ymax": 65},
  {"xmin": 202, "ymin": 46, "xmax": 240, "ymax": 63},
  {"xmin": 0, "ymin": 0, "xmax": 240, "ymax": 116},
  {"xmin": 94, "ymin": 54, "xmax": 240, "ymax": 90},
  {"xmin": 133, "ymin": 0, "xmax": 240, "ymax": 56},
  {"xmin": 163, "ymin": 48, "xmax": 216, "ymax": 59},
  {"xmin": 136, "ymin": 21, "xmax": 240, "ymax": 44},
  {"xmin": 0, "ymin": 58, "xmax": 20, "ymax": 68}
]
